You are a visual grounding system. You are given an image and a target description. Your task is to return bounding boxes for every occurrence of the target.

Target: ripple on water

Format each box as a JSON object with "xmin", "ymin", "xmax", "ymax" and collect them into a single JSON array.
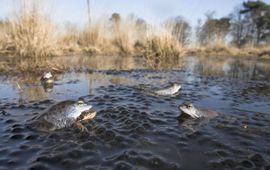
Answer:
[
  {"xmin": 103, "ymin": 149, "xmax": 181, "ymax": 170},
  {"xmin": 0, "ymin": 68, "xmax": 270, "ymax": 170}
]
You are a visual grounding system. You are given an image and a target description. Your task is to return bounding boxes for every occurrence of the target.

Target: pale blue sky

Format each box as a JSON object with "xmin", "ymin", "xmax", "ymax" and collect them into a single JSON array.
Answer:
[{"xmin": 0, "ymin": 0, "xmax": 269, "ymax": 26}]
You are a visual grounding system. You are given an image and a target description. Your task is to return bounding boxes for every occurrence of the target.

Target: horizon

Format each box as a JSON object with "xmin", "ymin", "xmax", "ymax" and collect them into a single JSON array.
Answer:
[{"xmin": 1, "ymin": 0, "xmax": 268, "ymax": 27}]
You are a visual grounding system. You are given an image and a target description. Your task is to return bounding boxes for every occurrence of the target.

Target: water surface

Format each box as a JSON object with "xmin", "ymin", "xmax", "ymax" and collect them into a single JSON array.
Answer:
[{"xmin": 0, "ymin": 56, "xmax": 270, "ymax": 170}]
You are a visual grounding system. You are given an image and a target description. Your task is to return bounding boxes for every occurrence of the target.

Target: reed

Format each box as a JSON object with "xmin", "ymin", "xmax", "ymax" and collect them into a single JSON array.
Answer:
[
  {"xmin": 75, "ymin": 17, "xmax": 137, "ymax": 56},
  {"xmin": 0, "ymin": 0, "xmax": 269, "ymax": 73},
  {"xmin": 187, "ymin": 44, "xmax": 270, "ymax": 58},
  {"xmin": 2, "ymin": 0, "xmax": 57, "ymax": 64}
]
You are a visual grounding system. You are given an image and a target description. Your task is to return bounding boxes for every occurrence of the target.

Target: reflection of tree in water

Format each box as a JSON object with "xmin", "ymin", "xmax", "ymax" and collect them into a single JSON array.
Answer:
[
  {"xmin": 192, "ymin": 56, "xmax": 227, "ymax": 76},
  {"xmin": 242, "ymin": 84, "xmax": 270, "ymax": 97},
  {"xmin": 226, "ymin": 59, "xmax": 270, "ymax": 80},
  {"xmin": 85, "ymin": 72, "xmax": 136, "ymax": 94},
  {"xmin": 191, "ymin": 56, "xmax": 270, "ymax": 81},
  {"xmin": 13, "ymin": 77, "xmax": 48, "ymax": 104},
  {"xmin": 143, "ymin": 55, "xmax": 184, "ymax": 69},
  {"xmin": 252, "ymin": 63, "xmax": 270, "ymax": 80},
  {"xmin": 52, "ymin": 55, "xmax": 137, "ymax": 70},
  {"xmin": 110, "ymin": 76, "xmax": 135, "ymax": 85},
  {"xmin": 42, "ymin": 83, "xmax": 53, "ymax": 92},
  {"xmin": 227, "ymin": 59, "xmax": 255, "ymax": 80},
  {"xmin": 19, "ymin": 86, "xmax": 48, "ymax": 103}
]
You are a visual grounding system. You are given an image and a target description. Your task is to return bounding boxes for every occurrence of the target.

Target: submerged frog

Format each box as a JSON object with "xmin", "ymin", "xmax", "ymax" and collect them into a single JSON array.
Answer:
[
  {"xmin": 177, "ymin": 102, "xmax": 218, "ymax": 131},
  {"xmin": 41, "ymin": 72, "xmax": 54, "ymax": 84},
  {"xmin": 178, "ymin": 102, "xmax": 218, "ymax": 119},
  {"xmin": 154, "ymin": 83, "xmax": 181, "ymax": 96},
  {"xmin": 28, "ymin": 98, "xmax": 96, "ymax": 132},
  {"xmin": 137, "ymin": 83, "xmax": 181, "ymax": 96},
  {"xmin": 41, "ymin": 72, "xmax": 54, "ymax": 92}
]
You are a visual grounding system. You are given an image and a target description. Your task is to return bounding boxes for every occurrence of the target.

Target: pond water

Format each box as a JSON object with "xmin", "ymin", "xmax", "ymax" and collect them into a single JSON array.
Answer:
[{"xmin": 0, "ymin": 56, "xmax": 270, "ymax": 170}]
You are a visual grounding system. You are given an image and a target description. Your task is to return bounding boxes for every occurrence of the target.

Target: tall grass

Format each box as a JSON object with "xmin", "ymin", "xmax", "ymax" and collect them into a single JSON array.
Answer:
[
  {"xmin": 0, "ymin": 20, "xmax": 9, "ymax": 55},
  {"xmin": 72, "ymin": 17, "xmax": 183, "ymax": 59},
  {"xmin": 2, "ymin": 1, "xmax": 57, "ymax": 64},
  {"xmin": 0, "ymin": 3, "xmax": 184, "ymax": 64},
  {"xmin": 75, "ymin": 17, "xmax": 137, "ymax": 56},
  {"xmin": 0, "ymin": 1, "xmax": 269, "ymax": 73},
  {"xmin": 187, "ymin": 43, "xmax": 270, "ymax": 58}
]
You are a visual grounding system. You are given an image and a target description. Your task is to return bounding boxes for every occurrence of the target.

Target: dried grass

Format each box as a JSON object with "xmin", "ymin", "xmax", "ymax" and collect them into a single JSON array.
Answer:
[
  {"xmin": 187, "ymin": 44, "xmax": 270, "ymax": 58},
  {"xmin": 0, "ymin": 1, "xmax": 269, "ymax": 73},
  {"xmin": 2, "ymin": 1, "xmax": 58, "ymax": 64}
]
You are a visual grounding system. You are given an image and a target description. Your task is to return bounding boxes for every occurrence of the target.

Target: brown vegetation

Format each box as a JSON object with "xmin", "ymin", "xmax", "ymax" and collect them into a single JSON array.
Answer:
[
  {"xmin": 0, "ymin": 0, "xmax": 269, "ymax": 73},
  {"xmin": 1, "ymin": 2, "xmax": 57, "ymax": 61},
  {"xmin": 187, "ymin": 44, "xmax": 270, "ymax": 58}
]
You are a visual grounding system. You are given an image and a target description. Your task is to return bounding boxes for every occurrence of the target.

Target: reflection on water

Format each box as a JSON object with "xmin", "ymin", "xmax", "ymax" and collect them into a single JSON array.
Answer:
[
  {"xmin": 42, "ymin": 83, "xmax": 54, "ymax": 92},
  {"xmin": 50, "ymin": 55, "xmax": 270, "ymax": 79},
  {"xmin": 4, "ymin": 72, "xmax": 136, "ymax": 103},
  {"xmin": 186, "ymin": 56, "xmax": 270, "ymax": 80},
  {"xmin": 143, "ymin": 55, "xmax": 184, "ymax": 69},
  {"xmin": 1, "ymin": 55, "xmax": 270, "ymax": 103},
  {"xmin": 52, "ymin": 55, "xmax": 140, "ymax": 70},
  {"xmin": 0, "ymin": 56, "xmax": 270, "ymax": 170}
]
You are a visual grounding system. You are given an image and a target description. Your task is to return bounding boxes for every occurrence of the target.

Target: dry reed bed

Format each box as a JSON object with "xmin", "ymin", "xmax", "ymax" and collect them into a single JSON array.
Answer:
[
  {"xmin": 3, "ymin": 9, "xmax": 57, "ymax": 61},
  {"xmin": 0, "ymin": 2, "xmax": 183, "ymax": 62},
  {"xmin": 187, "ymin": 45, "xmax": 270, "ymax": 58},
  {"xmin": 0, "ymin": 1, "xmax": 269, "ymax": 73}
]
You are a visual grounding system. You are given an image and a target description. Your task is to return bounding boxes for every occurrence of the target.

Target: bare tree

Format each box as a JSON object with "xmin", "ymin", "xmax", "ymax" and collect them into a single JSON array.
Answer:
[
  {"xmin": 110, "ymin": 13, "xmax": 121, "ymax": 31},
  {"xmin": 87, "ymin": 0, "xmax": 91, "ymax": 25},
  {"xmin": 165, "ymin": 16, "xmax": 191, "ymax": 46},
  {"xmin": 229, "ymin": 6, "xmax": 246, "ymax": 47},
  {"xmin": 197, "ymin": 11, "xmax": 230, "ymax": 46}
]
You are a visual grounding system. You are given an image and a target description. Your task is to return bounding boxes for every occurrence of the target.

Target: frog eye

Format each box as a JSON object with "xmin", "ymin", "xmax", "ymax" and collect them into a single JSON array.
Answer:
[
  {"xmin": 77, "ymin": 98, "xmax": 85, "ymax": 104},
  {"xmin": 77, "ymin": 100, "xmax": 84, "ymax": 105}
]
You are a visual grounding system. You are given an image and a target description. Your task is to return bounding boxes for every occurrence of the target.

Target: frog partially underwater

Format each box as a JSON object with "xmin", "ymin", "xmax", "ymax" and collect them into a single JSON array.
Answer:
[
  {"xmin": 177, "ymin": 102, "xmax": 218, "ymax": 131},
  {"xmin": 137, "ymin": 83, "xmax": 181, "ymax": 96},
  {"xmin": 41, "ymin": 72, "xmax": 54, "ymax": 92},
  {"xmin": 154, "ymin": 83, "xmax": 181, "ymax": 96},
  {"xmin": 28, "ymin": 98, "xmax": 96, "ymax": 132}
]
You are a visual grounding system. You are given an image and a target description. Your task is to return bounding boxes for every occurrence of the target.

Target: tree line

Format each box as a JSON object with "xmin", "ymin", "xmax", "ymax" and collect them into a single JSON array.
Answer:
[
  {"xmin": 177, "ymin": 0, "xmax": 270, "ymax": 47},
  {"xmin": 108, "ymin": 1, "xmax": 270, "ymax": 48}
]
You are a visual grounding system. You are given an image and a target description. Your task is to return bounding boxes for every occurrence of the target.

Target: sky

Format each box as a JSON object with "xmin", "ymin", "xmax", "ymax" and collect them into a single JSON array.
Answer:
[{"xmin": 0, "ymin": 0, "xmax": 270, "ymax": 27}]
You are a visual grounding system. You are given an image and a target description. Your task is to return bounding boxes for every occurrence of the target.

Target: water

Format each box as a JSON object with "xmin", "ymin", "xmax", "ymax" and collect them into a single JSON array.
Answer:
[{"xmin": 0, "ymin": 56, "xmax": 270, "ymax": 170}]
